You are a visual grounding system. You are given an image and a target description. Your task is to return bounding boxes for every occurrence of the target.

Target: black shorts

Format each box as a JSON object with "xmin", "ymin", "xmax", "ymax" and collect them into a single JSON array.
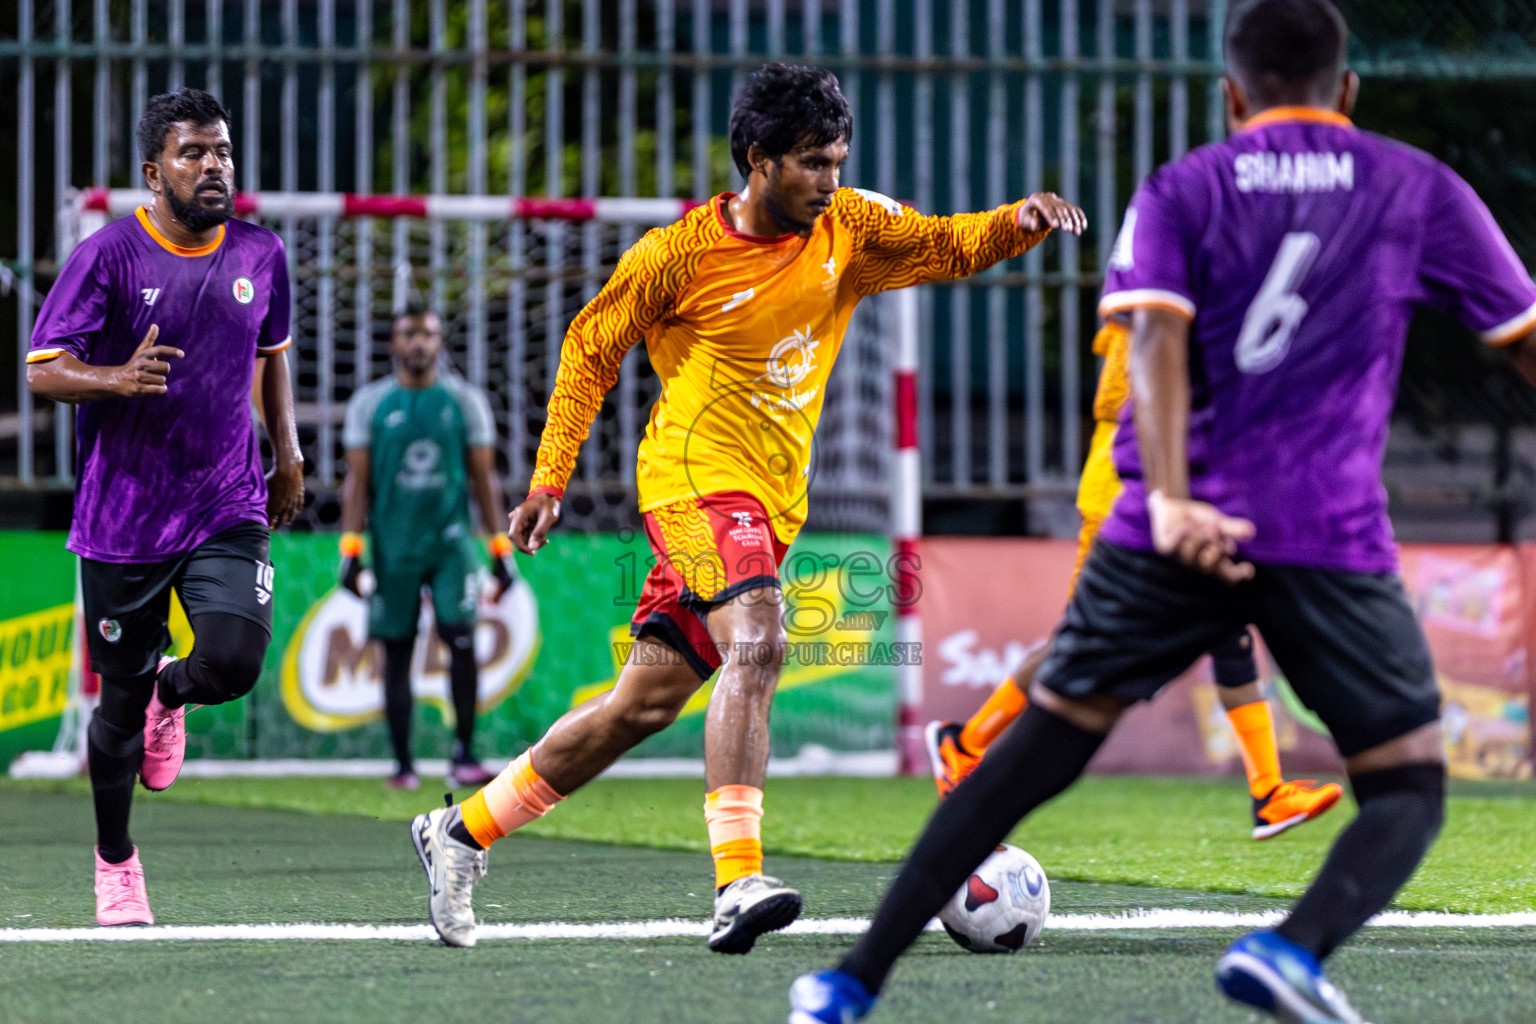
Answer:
[
  {"xmin": 81, "ymin": 521, "xmax": 274, "ymax": 679},
  {"xmin": 1037, "ymin": 540, "xmax": 1440, "ymax": 758}
]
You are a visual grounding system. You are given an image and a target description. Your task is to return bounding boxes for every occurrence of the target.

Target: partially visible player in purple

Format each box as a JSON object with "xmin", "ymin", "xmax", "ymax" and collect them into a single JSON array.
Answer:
[
  {"xmin": 789, "ymin": 2, "xmax": 1536, "ymax": 1022},
  {"xmin": 27, "ymin": 89, "xmax": 304, "ymax": 927}
]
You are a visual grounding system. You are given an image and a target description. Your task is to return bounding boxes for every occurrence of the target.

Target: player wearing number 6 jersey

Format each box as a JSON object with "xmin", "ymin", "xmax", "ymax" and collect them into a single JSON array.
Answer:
[
  {"xmin": 411, "ymin": 62, "xmax": 1086, "ymax": 953},
  {"xmin": 792, "ymin": 2, "xmax": 1536, "ymax": 1022},
  {"xmin": 926, "ymin": 318, "xmax": 1343, "ymax": 840},
  {"xmin": 26, "ymin": 89, "xmax": 303, "ymax": 928}
]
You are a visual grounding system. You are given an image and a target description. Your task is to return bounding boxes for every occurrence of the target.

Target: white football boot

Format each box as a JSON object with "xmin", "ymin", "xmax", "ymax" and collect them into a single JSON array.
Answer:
[
  {"xmin": 708, "ymin": 873, "xmax": 802, "ymax": 954},
  {"xmin": 411, "ymin": 806, "xmax": 487, "ymax": 948}
]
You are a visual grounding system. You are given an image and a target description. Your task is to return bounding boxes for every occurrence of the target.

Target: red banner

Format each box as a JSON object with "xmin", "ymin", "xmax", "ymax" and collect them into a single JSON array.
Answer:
[{"xmin": 916, "ymin": 539, "xmax": 1534, "ymax": 780}]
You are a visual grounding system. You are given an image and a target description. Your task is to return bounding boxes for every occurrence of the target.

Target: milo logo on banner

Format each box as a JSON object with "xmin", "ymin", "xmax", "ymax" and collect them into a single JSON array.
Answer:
[{"xmin": 280, "ymin": 579, "xmax": 540, "ymax": 732}]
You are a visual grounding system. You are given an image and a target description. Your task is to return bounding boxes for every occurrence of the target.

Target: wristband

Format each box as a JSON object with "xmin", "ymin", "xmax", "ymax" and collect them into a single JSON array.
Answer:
[
  {"xmin": 339, "ymin": 532, "xmax": 365, "ymax": 558},
  {"xmin": 487, "ymin": 534, "xmax": 514, "ymax": 558}
]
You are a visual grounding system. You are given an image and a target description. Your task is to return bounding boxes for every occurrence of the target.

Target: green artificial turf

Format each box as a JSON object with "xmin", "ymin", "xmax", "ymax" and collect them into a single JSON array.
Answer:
[
  {"xmin": 6, "ymin": 930, "xmax": 1535, "ymax": 1024},
  {"xmin": 2, "ymin": 786, "xmax": 1533, "ymax": 1024},
  {"xmin": 4, "ymin": 773, "xmax": 1533, "ymax": 913}
]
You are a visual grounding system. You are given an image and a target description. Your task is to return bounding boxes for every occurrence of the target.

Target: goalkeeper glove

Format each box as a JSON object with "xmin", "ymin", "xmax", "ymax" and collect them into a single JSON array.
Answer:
[
  {"xmin": 488, "ymin": 534, "xmax": 517, "ymax": 601},
  {"xmin": 339, "ymin": 532, "xmax": 367, "ymax": 596}
]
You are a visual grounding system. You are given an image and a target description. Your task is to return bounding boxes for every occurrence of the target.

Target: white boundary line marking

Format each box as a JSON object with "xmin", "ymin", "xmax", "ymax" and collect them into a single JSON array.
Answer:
[
  {"xmin": 11, "ymin": 752, "xmax": 900, "ymax": 781},
  {"xmin": 3, "ymin": 911, "xmax": 1532, "ymax": 943}
]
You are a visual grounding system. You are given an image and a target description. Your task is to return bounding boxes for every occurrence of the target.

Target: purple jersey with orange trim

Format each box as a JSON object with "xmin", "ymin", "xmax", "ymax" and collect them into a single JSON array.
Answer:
[
  {"xmin": 29, "ymin": 209, "xmax": 292, "ymax": 562},
  {"xmin": 1097, "ymin": 109, "xmax": 1536, "ymax": 572}
]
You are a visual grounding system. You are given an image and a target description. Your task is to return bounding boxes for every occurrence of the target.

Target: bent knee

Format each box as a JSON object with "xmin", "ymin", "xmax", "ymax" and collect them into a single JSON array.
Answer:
[{"xmin": 191, "ymin": 646, "xmax": 265, "ymax": 701}]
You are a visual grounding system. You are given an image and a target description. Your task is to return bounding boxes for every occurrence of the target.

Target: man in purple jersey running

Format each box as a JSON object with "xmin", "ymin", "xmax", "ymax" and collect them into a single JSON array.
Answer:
[
  {"xmin": 27, "ymin": 89, "xmax": 304, "ymax": 927},
  {"xmin": 790, "ymin": 2, "xmax": 1536, "ymax": 1023}
]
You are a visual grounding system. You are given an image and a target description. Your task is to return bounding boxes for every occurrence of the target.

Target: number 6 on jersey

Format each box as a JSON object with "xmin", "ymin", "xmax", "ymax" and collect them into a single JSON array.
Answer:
[{"xmin": 1234, "ymin": 231, "xmax": 1320, "ymax": 375}]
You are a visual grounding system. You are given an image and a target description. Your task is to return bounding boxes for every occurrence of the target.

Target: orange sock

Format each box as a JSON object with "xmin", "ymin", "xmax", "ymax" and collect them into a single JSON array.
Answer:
[
  {"xmin": 459, "ymin": 750, "xmax": 565, "ymax": 849},
  {"xmin": 959, "ymin": 676, "xmax": 1029, "ymax": 755},
  {"xmin": 1227, "ymin": 700, "xmax": 1283, "ymax": 798},
  {"xmin": 704, "ymin": 785, "xmax": 764, "ymax": 889}
]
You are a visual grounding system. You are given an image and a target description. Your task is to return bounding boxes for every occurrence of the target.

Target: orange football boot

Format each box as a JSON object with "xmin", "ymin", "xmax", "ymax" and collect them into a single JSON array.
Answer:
[
  {"xmin": 924, "ymin": 722, "xmax": 983, "ymax": 798},
  {"xmin": 1252, "ymin": 779, "xmax": 1344, "ymax": 840}
]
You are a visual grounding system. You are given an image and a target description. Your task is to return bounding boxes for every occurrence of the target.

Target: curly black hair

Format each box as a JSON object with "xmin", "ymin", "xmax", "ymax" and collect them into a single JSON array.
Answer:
[
  {"xmin": 136, "ymin": 88, "xmax": 232, "ymax": 163},
  {"xmin": 728, "ymin": 63, "xmax": 852, "ymax": 177},
  {"xmin": 1224, "ymin": 0, "xmax": 1348, "ymax": 105}
]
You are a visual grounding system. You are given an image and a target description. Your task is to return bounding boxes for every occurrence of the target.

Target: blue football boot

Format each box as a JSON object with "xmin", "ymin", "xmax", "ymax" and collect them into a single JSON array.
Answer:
[
  {"xmin": 1216, "ymin": 930, "xmax": 1369, "ymax": 1024},
  {"xmin": 788, "ymin": 970, "xmax": 877, "ymax": 1024}
]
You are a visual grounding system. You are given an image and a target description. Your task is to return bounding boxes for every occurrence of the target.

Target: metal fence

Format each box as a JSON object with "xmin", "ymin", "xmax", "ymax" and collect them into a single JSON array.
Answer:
[{"xmin": 6, "ymin": 0, "xmax": 1536, "ymax": 534}]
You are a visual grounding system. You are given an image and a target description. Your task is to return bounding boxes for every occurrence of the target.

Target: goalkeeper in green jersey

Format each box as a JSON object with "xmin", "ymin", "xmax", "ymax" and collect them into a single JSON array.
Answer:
[{"xmin": 339, "ymin": 302, "xmax": 515, "ymax": 790}]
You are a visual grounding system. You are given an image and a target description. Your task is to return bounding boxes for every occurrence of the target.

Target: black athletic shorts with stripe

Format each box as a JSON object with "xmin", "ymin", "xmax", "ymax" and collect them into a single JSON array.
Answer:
[
  {"xmin": 80, "ymin": 521, "xmax": 274, "ymax": 679},
  {"xmin": 1036, "ymin": 540, "xmax": 1440, "ymax": 757}
]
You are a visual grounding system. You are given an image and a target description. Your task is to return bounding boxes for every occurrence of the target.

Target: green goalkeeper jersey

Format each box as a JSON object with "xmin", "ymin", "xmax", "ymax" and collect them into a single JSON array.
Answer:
[{"xmin": 343, "ymin": 373, "xmax": 495, "ymax": 570}]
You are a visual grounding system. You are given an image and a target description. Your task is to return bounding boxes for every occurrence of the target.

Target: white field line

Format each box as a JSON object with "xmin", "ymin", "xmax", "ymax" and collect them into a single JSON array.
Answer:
[
  {"xmin": 2, "ymin": 910, "xmax": 1533, "ymax": 943},
  {"xmin": 8, "ymin": 751, "xmax": 900, "ymax": 781}
]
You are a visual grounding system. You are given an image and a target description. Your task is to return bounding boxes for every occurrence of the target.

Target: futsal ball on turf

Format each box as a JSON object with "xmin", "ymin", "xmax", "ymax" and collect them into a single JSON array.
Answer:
[{"xmin": 937, "ymin": 844, "xmax": 1051, "ymax": 954}]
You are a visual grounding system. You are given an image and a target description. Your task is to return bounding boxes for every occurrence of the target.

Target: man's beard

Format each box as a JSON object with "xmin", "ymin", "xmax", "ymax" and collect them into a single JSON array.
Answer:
[
  {"xmin": 165, "ymin": 179, "xmax": 234, "ymax": 232},
  {"xmin": 762, "ymin": 171, "xmax": 816, "ymax": 235}
]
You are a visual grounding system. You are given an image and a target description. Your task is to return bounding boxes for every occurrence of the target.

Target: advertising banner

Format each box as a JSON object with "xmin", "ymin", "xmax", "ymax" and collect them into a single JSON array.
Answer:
[
  {"xmin": 1405, "ymin": 545, "xmax": 1533, "ymax": 780},
  {"xmin": 238, "ymin": 530, "xmax": 898, "ymax": 762},
  {"xmin": 0, "ymin": 532, "xmax": 77, "ymax": 767},
  {"xmin": 6, "ymin": 528, "xmax": 1532, "ymax": 780},
  {"xmin": 917, "ymin": 538, "xmax": 1534, "ymax": 780}
]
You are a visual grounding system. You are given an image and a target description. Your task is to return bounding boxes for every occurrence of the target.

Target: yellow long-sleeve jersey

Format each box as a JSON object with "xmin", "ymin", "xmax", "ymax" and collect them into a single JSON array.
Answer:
[{"xmin": 529, "ymin": 188, "xmax": 1048, "ymax": 544}]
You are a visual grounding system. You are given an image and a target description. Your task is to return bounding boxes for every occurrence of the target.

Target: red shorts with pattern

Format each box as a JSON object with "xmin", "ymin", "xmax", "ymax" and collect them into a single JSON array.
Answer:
[{"xmin": 631, "ymin": 490, "xmax": 788, "ymax": 678}]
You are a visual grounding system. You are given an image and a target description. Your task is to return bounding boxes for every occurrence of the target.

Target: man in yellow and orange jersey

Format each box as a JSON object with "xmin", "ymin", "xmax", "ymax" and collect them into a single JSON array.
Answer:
[
  {"xmin": 408, "ymin": 62, "xmax": 1086, "ymax": 953},
  {"xmin": 925, "ymin": 316, "xmax": 1343, "ymax": 839}
]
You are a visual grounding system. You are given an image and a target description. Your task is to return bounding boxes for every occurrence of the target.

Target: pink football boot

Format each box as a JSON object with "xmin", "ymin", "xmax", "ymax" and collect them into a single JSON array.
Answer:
[
  {"xmin": 140, "ymin": 654, "xmax": 186, "ymax": 791},
  {"xmin": 94, "ymin": 847, "xmax": 154, "ymax": 926}
]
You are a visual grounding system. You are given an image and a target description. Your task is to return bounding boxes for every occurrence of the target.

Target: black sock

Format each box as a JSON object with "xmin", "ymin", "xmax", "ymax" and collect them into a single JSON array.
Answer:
[
  {"xmin": 88, "ymin": 716, "xmax": 144, "ymax": 863},
  {"xmin": 839, "ymin": 704, "xmax": 1106, "ymax": 994},
  {"xmin": 382, "ymin": 637, "xmax": 416, "ymax": 774},
  {"xmin": 1277, "ymin": 762, "xmax": 1445, "ymax": 959},
  {"xmin": 445, "ymin": 806, "xmax": 484, "ymax": 850},
  {"xmin": 443, "ymin": 627, "xmax": 479, "ymax": 762}
]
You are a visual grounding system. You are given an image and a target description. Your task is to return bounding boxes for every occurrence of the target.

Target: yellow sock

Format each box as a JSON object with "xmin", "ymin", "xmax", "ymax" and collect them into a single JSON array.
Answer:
[
  {"xmin": 959, "ymin": 676, "xmax": 1029, "ymax": 755},
  {"xmin": 704, "ymin": 785, "xmax": 764, "ymax": 889},
  {"xmin": 1227, "ymin": 700, "xmax": 1283, "ymax": 798}
]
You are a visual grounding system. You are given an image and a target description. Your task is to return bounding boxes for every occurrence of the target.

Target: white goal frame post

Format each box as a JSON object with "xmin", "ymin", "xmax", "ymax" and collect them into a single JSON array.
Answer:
[{"xmin": 31, "ymin": 188, "xmax": 929, "ymax": 776}]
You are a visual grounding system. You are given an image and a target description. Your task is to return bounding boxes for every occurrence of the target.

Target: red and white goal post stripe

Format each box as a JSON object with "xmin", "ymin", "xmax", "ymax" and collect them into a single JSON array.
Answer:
[
  {"xmin": 74, "ymin": 186, "xmax": 707, "ymax": 232},
  {"xmin": 32, "ymin": 188, "xmax": 928, "ymax": 777}
]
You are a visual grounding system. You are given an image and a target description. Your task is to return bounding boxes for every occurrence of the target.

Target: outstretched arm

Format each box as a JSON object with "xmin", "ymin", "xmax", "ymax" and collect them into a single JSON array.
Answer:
[
  {"xmin": 848, "ymin": 191, "xmax": 1085, "ymax": 295},
  {"xmin": 1131, "ymin": 305, "xmax": 1254, "ymax": 583}
]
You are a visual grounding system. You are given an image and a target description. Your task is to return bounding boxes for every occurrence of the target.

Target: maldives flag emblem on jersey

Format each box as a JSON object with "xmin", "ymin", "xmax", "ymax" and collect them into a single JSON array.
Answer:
[{"xmin": 232, "ymin": 277, "xmax": 255, "ymax": 304}]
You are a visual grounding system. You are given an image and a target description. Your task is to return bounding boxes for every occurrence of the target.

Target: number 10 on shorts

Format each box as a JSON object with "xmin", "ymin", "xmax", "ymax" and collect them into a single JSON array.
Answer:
[{"xmin": 255, "ymin": 560, "xmax": 275, "ymax": 606}]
